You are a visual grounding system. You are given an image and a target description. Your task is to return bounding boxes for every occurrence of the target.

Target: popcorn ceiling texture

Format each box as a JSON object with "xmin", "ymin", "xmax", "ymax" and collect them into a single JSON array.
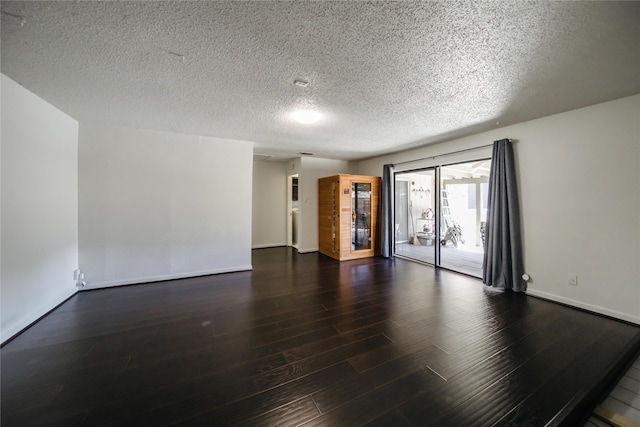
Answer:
[{"xmin": 1, "ymin": 1, "xmax": 638, "ymax": 160}]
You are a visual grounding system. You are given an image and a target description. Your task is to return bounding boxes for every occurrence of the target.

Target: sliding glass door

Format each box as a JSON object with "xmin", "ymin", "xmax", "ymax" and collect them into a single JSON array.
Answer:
[
  {"xmin": 438, "ymin": 161, "xmax": 490, "ymax": 277},
  {"xmin": 394, "ymin": 159, "xmax": 490, "ymax": 278},
  {"xmin": 394, "ymin": 169, "xmax": 436, "ymax": 265}
]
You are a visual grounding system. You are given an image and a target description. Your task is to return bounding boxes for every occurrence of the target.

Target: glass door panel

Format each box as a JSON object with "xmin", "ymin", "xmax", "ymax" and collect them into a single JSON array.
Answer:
[
  {"xmin": 394, "ymin": 169, "xmax": 436, "ymax": 265},
  {"xmin": 439, "ymin": 159, "xmax": 491, "ymax": 277}
]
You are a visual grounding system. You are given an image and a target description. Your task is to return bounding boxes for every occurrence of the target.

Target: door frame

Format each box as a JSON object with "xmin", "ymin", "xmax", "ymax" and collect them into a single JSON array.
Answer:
[
  {"xmin": 392, "ymin": 157, "xmax": 490, "ymax": 277},
  {"xmin": 287, "ymin": 174, "xmax": 298, "ymax": 249}
]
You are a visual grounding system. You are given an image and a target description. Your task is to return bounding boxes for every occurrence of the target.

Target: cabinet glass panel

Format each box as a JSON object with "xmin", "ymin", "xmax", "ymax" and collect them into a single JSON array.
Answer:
[{"xmin": 352, "ymin": 182, "xmax": 372, "ymax": 251}]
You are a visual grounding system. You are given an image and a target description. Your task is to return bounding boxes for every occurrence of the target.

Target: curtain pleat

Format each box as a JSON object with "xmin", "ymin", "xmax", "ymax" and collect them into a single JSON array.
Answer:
[{"xmin": 482, "ymin": 139, "xmax": 526, "ymax": 291}]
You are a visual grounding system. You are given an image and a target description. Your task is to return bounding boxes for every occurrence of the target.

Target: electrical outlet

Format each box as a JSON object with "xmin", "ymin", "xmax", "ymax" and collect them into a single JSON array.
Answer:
[{"xmin": 568, "ymin": 274, "xmax": 578, "ymax": 286}]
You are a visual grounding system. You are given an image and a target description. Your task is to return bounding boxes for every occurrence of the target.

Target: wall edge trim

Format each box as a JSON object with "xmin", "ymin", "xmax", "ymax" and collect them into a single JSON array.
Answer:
[
  {"xmin": 81, "ymin": 265, "xmax": 254, "ymax": 291},
  {"xmin": 1, "ymin": 288, "xmax": 78, "ymax": 346},
  {"xmin": 297, "ymin": 248, "xmax": 319, "ymax": 254},
  {"xmin": 252, "ymin": 243, "xmax": 287, "ymax": 249},
  {"xmin": 526, "ymin": 288, "xmax": 640, "ymax": 325}
]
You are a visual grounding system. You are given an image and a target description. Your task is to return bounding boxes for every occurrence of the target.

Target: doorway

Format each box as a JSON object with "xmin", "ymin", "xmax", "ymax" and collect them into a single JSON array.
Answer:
[{"xmin": 287, "ymin": 174, "xmax": 299, "ymax": 249}]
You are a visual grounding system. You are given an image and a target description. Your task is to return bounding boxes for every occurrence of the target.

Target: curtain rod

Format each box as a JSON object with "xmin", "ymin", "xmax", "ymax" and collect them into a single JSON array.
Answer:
[{"xmin": 391, "ymin": 139, "xmax": 512, "ymax": 167}]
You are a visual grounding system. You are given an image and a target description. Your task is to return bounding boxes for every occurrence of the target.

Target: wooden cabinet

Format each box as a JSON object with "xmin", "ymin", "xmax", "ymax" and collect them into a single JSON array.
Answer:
[{"xmin": 318, "ymin": 174, "xmax": 381, "ymax": 261}]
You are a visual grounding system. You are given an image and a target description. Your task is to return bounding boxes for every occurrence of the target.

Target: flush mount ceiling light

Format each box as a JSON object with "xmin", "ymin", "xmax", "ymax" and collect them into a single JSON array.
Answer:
[
  {"xmin": 293, "ymin": 79, "xmax": 309, "ymax": 88},
  {"xmin": 291, "ymin": 109, "xmax": 321, "ymax": 125}
]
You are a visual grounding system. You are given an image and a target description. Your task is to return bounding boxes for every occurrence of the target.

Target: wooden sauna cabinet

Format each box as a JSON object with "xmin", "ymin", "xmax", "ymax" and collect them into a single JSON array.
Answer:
[{"xmin": 318, "ymin": 174, "xmax": 381, "ymax": 261}]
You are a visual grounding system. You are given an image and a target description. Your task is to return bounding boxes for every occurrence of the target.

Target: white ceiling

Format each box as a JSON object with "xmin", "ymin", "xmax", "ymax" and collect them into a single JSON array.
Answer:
[{"xmin": 1, "ymin": 1, "xmax": 638, "ymax": 161}]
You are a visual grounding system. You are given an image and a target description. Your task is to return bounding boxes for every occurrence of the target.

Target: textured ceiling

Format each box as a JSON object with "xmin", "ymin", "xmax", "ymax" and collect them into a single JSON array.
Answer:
[{"xmin": 1, "ymin": 1, "xmax": 639, "ymax": 161}]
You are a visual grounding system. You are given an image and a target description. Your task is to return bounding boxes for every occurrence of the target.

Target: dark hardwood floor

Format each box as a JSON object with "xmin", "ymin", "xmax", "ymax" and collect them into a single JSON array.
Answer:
[{"xmin": 2, "ymin": 247, "xmax": 639, "ymax": 426}]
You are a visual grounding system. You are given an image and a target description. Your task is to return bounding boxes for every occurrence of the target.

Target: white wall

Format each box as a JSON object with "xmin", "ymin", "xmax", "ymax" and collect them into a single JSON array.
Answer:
[
  {"xmin": 1, "ymin": 74, "xmax": 79, "ymax": 342},
  {"xmin": 292, "ymin": 157, "xmax": 353, "ymax": 253},
  {"xmin": 252, "ymin": 160, "xmax": 287, "ymax": 248},
  {"xmin": 358, "ymin": 95, "xmax": 640, "ymax": 324},
  {"xmin": 79, "ymin": 124, "xmax": 253, "ymax": 288}
]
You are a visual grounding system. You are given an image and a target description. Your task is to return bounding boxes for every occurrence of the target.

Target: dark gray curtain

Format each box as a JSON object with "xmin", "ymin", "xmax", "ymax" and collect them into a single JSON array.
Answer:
[
  {"xmin": 381, "ymin": 164, "xmax": 394, "ymax": 258},
  {"xmin": 482, "ymin": 139, "xmax": 526, "ymax": 291}
]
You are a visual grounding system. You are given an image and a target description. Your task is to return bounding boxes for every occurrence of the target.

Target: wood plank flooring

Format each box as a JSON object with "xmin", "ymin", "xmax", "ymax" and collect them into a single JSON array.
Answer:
[{"xmin": 2, "ymin": 247, "xmax": 639, "ymax": 426}]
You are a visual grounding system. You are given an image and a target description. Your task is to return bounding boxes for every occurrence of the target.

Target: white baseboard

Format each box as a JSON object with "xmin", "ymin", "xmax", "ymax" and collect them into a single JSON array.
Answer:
[
  {"xmin": 526, "ymin": 288, "xmax": 640, "ymax": 325},
  {"xmin": 1, "ymin": 287, "xmax": 78, "ymax": 345},
  {"xmin": 81, "ymin": 265, "xmax": 254, "ymax": 291},
  {"xmin": 252, "ymin": 243, "xmax": 287, "ymax": 249},
  {"xmin": 297, "ymin": 248, "xmax": 319, "ymax": 254}
]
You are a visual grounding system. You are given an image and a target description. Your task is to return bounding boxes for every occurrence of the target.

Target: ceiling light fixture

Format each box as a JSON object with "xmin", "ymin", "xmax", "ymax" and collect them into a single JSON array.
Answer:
[
  {"xmin": 291, "ymin": 110, "xmax": 321, "ymax": 125},
  {"xmin": 293, "ymin": 79, "xmax": 309, "ymax": 88}
]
